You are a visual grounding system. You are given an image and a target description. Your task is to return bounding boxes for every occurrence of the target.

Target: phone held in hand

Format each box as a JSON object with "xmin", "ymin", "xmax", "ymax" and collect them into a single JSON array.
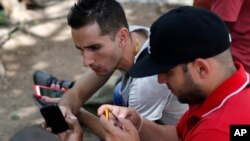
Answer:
[
  {"xmin": 40, "ymin": 105, "xmax": 69, "ymax": 134},
  {"xmin": 33, "ymin": 85, "xmax": 66, "ymax": 108},
  {"xmin": 33, "ymin": 85, "xmax": 65, "ymax": 99}
]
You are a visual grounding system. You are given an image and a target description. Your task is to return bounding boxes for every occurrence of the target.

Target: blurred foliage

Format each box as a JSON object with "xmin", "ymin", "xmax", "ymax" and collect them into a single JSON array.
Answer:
[{"xmin": 0, "ymin": 10, "xmax": 9, "ymax": 26}]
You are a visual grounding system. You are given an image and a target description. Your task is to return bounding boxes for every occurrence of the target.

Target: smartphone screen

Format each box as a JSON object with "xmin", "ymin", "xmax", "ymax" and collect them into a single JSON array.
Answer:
[
  {"xmin": 40, "ymin": 105, "xmax": 69, "ymax": 134},
  {"xmin": 34, "ymin": 85, "xmax": 64, "ymax": 98}
]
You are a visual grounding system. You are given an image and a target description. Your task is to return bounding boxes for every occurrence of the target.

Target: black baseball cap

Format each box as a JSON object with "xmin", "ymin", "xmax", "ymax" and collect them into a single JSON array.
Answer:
[{"xmin": 129, "ymin": 6, "xmax": 231, "ymax": 78}]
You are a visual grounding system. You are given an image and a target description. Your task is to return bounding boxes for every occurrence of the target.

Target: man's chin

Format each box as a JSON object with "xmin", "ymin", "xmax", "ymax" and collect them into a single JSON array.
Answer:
[{"xmin": 94, "ymin": 70, "xmax": 109, "ymax": 76}]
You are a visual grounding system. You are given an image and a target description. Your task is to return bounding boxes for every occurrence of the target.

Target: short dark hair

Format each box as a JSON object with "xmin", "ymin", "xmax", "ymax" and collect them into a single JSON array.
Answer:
[{"xmin": 67, "ymin": 0, "xmax": 129, "ymax": 37}]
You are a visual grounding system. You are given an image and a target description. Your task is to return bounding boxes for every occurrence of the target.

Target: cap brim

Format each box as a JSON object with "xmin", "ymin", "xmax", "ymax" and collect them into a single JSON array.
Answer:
[{"xmin": 129, "ymin": 55, "xmax": 175, "ymax": 78}]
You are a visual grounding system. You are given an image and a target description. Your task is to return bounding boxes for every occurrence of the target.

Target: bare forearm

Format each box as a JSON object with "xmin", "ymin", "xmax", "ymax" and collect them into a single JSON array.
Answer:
[
  {"xmin": 139, "ymin": 119, "xmax": 179, "ymax": 141},
  {"xmin": 59, "ymin": 70, "xmax": 111, "ymax": 115},
  {"xmin": 77, "ymin": 108, "xmax": 105, "ymax": 139},
  {"xmin": 59, "ymin": 88, "xmax": 82, "ymax": 115}
]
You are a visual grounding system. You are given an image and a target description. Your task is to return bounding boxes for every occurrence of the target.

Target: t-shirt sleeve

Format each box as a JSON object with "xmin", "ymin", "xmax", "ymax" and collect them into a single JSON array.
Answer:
[
  {"xmin": 211, "ymin": 0, "xmax": 244, "ymax": 22},
  {"xmin": 128, "ymin": 75, "xmax": 187, "ymax": 125},
  {"xmin": 128, "ymin": 76, "xmax": 168, "ymax": 121}
]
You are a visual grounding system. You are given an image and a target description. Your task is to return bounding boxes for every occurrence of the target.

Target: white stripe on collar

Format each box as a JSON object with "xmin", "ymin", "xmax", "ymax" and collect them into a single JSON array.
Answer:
[{"xmin": 202, "ymin": 72, "xmax": 249, "ymax": 118}]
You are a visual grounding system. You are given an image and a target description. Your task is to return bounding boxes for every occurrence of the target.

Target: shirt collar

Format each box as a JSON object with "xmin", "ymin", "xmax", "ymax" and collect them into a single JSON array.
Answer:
[{"xmin": 191, "ymin": 62, "xmax": 249, "ymax": 119}]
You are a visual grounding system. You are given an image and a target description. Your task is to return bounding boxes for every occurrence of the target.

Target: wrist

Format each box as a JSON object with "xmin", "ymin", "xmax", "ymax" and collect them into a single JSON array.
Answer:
[{"xmin": 76, "ymin": 108, "xmax": 86, "ymax": 118}]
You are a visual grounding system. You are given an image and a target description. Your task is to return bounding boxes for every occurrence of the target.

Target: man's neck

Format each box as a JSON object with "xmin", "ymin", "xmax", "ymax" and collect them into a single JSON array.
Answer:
[{"xmin": 117, "ymin": 30, "xmax": 148, "ymax": 72}]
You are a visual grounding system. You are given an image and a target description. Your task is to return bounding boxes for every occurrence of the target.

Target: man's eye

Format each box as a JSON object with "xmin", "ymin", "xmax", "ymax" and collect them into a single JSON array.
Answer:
[{"xmin": 90, "ymin": 46, "xmax": 100, "ymax": 51}]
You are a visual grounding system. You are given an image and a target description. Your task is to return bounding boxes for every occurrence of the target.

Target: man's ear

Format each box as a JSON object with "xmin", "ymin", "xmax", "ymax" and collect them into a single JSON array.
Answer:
[
  {"xmin": 193, "ymin": 58, "xmax": 210, "ymax": 79},
  {"xmin": 117, "ymin": 27, "xmax": 129, "ymax": 47}
]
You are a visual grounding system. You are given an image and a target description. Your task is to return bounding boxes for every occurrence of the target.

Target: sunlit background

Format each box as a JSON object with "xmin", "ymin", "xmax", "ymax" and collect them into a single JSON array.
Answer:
[{"xmin": 0, "ymin": 0, "xmax": 193, "ymax": 140}]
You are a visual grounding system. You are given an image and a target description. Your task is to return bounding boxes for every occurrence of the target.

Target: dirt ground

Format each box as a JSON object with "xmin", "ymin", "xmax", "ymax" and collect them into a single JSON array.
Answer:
[{"xmin": 0, "ymin": 0, "xmax": 177, "ymax": 140}]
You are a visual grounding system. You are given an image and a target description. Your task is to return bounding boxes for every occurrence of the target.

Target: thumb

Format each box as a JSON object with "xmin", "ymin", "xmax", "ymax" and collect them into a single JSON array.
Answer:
[
  {"xmin": 65, "ymin": 115, "xmax": 82, "ymax": 133},
  {"xmin": 41, "ymin": 96, "xmax": 60, "ymax": 104},
  {"xmin": 100, "ymin": 115, "xmax": 116, "ymax": 134}
]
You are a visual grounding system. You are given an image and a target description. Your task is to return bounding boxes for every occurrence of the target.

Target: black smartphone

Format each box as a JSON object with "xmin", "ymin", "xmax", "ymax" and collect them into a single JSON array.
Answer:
[{"xmin": 40, "ymin": 105, "xmax": 69, "ymax": 134}]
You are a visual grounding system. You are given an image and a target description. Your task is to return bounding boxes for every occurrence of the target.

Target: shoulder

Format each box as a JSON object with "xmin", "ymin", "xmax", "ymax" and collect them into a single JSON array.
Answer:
[{"xmin": 129, "ymin": 25, "xmax": 149, "ymax": 32}]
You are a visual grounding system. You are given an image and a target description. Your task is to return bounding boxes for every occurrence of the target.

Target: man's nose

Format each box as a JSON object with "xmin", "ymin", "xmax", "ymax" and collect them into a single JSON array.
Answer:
[{"xmin": 83, "ymin": 52, "xmax": 94, "ymax": 67}]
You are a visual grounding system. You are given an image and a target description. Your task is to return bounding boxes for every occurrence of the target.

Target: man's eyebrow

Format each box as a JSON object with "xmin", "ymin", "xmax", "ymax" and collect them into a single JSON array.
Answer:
[{"xmin": 75, "ymin": 43, "xmax": 102, "ymax": 50}]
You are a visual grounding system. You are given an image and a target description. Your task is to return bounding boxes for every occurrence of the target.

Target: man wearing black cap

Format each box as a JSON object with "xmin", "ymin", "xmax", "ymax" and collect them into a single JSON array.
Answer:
[{"xmin": 97, "ymin": 6, "xmax": 250, "ymax": 141}]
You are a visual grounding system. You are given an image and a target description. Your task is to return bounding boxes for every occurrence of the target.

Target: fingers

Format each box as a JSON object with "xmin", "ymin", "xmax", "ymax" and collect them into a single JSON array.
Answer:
[
  {"xmin": 119, "ymin": 118, "xmax": 140, "ymax": 141},
  {"xmin": 97, "ymin": 104, "xmax": 112, "ymax": 116},
  {"xmin": 119, "ymin": 117, "xmax": 138, "ymax": 134},
  {"xmin": 51, "ymin": 80, "xmax": 61, "ymax": 89},
  {"xmin": 57, "ymin": 132, "xmax": 66, "ymax": 140},
  {"xmin": 50, "ymin": 80, "xmax": 66, "ymax": 90},
  {"xmin": 59, "ymin": 105, "xmax": 75, "ymax": 122},
  {"xmin": 41, "ymin": 121, "xmax": 52, "ymax": 133},
  {"xmin": 98, "ymin": 104, "xmax": 128, "ymax": 119},
  {"xmin": 100, "ymin": 115, "xmax": 140, "ymax": 141},
  {"xmin": 98, "ymin": 104, "xmax": 142, "ymax": 131},
  {"xmin": 65, "ymin": 115, "xmax": 82, "ymax": 134},
  {"xmin": 57, "ymin": 112, "xmax": 83, "ymax": 141},
  {"xmin": 59, "ymin": 105, "xmax": 70, "ymax": 117},
  {"xmin": 41, "ymin": 96, "xmax": 60, "ymax": 104},
  {"xmin": 100, "ymin": 115, "xmax": 120, "ymax": 134}
]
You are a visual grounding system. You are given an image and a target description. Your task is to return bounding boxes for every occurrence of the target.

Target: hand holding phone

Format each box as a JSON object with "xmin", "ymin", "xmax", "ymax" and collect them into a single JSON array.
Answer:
[
  {"xmin": 40, "ymin": 105, "xmax": 69, "ymax": 134},
  {"xmin": 33, "ymin": 85, "xmax": 65, "ymax": 99},
  {"xmin": 33, "ymin": 85, "xmax": 64, "ymax": 108}
]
